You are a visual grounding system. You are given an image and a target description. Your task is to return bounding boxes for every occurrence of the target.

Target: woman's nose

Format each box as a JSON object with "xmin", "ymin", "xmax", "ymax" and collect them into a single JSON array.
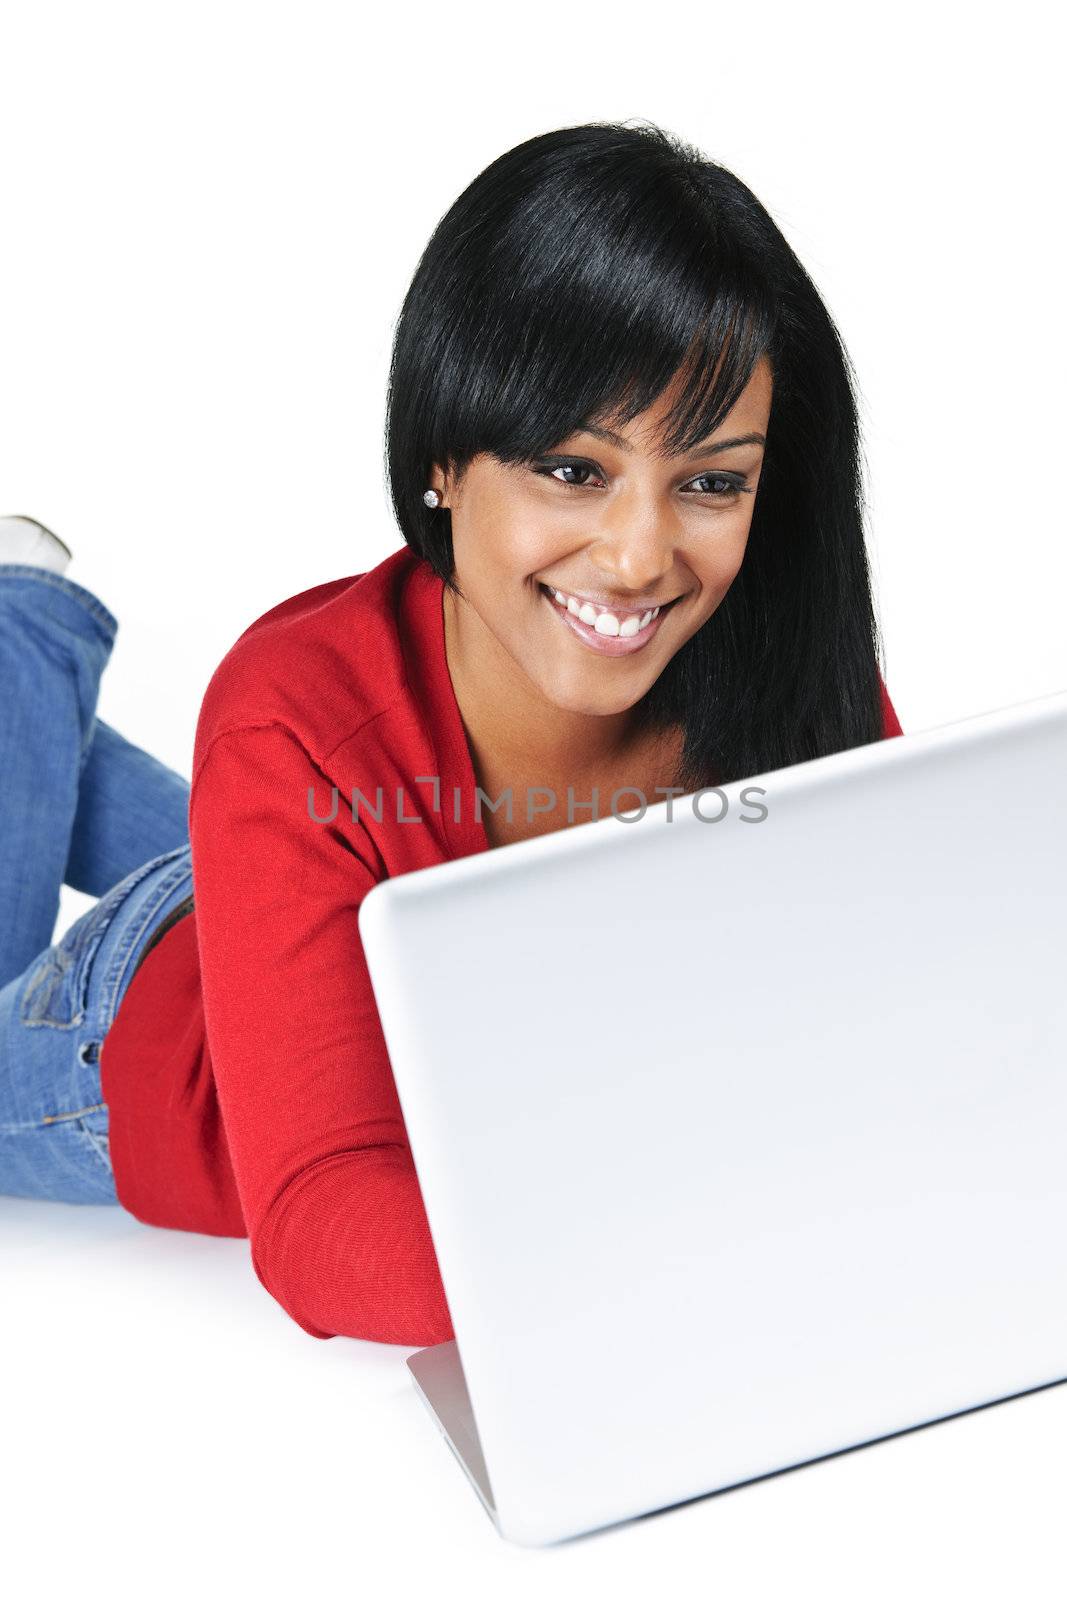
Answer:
[{"xmin": 590, "ymin": 491, "xmax": 680, "ymax": 590}]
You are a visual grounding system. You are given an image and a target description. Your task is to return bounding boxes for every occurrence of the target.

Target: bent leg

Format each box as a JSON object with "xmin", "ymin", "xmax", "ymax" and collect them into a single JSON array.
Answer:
[
  {"xmin": 65, "ymin": 718, "xmax": 191, "ymax": 898},
  {"xmin": 0, "ymin": 833, "xmax": 193, "ymax": 1205},
  {"xmin": 0, "ymin": 566, "xmax": 118, "ymax": 990}
]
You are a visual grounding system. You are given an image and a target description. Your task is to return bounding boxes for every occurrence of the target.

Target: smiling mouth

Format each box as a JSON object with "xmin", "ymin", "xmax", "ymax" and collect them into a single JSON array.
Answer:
[{"xmin": 537, "ymin": 581, "xmax": 684, "ymax": 655}]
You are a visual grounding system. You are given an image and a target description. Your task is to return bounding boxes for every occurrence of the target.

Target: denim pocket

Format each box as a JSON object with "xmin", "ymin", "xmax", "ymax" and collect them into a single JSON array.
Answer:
[
  {"xmin": 19, "ymin": 913, "xmax": 98, "ymax": 1029},
  {"xmin": 73, "ymin": 1109, "xmax": 114, "ymax": 1180},
  {"xmin": 18, "ymin": 851, "xmax": 181, "ymax": 1030}
]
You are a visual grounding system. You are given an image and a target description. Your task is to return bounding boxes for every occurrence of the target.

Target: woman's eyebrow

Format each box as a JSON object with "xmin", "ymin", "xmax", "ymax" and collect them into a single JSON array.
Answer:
[
  {"xmin": 579, "ymin": 423, "xmax": 766, "ymax": 456},
  {"xmin": 681, "ymin": 431, "xmax": 766, "ymax": 457},
  {"xmin": 684, "ymin": 432, "xmax": 767, "ymax": 457}
]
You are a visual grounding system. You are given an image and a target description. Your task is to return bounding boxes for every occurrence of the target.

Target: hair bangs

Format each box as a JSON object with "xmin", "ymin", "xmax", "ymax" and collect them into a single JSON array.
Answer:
[{"xmin": 449, "ymin": 178, "xmax": 779, "ymax": 470}]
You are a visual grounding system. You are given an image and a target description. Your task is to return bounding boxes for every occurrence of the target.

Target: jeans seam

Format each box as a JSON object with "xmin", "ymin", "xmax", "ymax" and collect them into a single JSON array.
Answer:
[
  {"xmin": 41, "ymin": 1102, "xmax": 106, "ymax": 1124},
  {"xmin": 0, "ymin": 564, "xmax": 120, "ymax": 637}
]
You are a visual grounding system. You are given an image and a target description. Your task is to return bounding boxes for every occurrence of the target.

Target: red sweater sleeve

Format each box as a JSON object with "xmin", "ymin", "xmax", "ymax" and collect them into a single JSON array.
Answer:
[
  {"xmin": 879, "ymin": 674, "xmax": 904, "ymax": 738},
  {"xmin": 189, "ymin": 722, "xmax": 454, "ymax": 1348}
]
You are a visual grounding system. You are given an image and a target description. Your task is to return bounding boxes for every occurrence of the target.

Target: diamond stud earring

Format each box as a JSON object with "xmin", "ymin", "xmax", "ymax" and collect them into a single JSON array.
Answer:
[{"xmin": 423, "ymin": 489, "xmax": 441, "ymax": 508}]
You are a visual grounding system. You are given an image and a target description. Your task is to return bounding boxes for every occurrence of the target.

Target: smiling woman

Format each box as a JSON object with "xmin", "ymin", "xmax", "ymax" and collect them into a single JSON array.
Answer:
[
  {"xmin": 388, "ymin": 120, "xmax": 897, "ymax": 819},
  {"xmin": 1, "ymin": 118, "xmax": 903, "ymax": 1349}
]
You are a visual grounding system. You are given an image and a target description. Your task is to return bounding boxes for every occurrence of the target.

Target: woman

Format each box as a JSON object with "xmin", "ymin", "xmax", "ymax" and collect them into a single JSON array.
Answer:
[{"xmin": 0, "ymin": 120, "xmax": 903, "ymax": 1347}]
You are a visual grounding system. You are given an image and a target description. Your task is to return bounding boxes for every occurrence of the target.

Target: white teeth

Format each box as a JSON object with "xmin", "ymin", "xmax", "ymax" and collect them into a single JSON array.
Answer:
[{"xmin": 548, "ymin": 585, "xmax": 663, "ymax": 637}]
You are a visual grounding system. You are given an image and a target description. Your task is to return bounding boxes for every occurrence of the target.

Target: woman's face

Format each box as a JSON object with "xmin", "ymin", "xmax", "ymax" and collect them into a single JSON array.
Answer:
[{"xmin": 433, "ymin": 354, "xmax": 773, "ymax": 722}]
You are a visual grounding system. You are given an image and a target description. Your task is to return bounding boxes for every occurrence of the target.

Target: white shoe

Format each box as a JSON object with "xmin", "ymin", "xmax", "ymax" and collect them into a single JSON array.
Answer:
[{"xmin": 0, "ymin": 515, "xmax": 73, "ymax": 575}]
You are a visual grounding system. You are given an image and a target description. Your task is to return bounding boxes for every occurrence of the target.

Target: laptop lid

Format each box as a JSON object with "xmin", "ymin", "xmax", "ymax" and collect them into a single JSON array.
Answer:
[{"xmin": 357, "ymin": 688, "xmax": 1067, "ymax": 1547}]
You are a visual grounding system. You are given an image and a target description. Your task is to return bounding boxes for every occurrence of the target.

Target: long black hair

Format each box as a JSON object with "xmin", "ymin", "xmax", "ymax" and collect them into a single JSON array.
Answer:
[{"xmin": 385, "ymin": 119, "xmax": 887, "ymax": 791}]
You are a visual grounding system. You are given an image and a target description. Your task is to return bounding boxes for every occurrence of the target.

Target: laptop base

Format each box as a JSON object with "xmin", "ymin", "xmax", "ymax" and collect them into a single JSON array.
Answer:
[{"xmin": 408, "ymin": 1340, "xmax": 497, "ymax": 1524}]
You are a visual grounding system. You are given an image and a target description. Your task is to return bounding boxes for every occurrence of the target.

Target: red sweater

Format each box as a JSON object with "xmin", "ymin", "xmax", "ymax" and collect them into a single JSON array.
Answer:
[{"xmin": 100, "ymin": 546, "xmax": 904, "ymax": 1347}]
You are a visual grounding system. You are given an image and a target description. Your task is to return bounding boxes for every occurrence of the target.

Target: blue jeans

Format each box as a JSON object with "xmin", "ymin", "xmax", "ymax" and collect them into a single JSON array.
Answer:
[{"xmin": 0, "ymin": 564, "xmax": 195, "ymax": 1204}]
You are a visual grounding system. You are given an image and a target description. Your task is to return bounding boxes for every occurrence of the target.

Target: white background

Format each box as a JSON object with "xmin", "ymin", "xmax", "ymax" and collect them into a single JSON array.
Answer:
[{"xmin": 2, "ymin": 1, "xmax": 1064, "ymax": 1594}]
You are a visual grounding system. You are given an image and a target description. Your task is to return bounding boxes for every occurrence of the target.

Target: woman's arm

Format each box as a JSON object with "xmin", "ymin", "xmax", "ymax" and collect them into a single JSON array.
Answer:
[{"xmin": 189, "ymin": 721, "xmax": 454, "ymax": 1348}]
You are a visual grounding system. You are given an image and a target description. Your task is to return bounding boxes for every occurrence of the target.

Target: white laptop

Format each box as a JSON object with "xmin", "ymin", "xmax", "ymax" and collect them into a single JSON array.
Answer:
[{"xmin": 356, "ymin": 687, "xmax": 1067, "ymax": 1548}]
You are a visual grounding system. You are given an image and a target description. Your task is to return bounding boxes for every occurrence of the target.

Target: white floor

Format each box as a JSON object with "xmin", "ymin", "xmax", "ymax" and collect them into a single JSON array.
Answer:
[{"xmin": 2, "ymin": 1194, "xmax": 1065, "ymax": 1599}]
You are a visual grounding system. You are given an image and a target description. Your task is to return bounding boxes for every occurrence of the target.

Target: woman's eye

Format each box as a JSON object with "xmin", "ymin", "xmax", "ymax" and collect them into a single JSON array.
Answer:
[
  {"xmin": 537, "ymin": 461, "xmax": 602, "ymax": 488},
  {"xmin": 531, "ymin": 460, "xmax": 750, "ymax": 498},
  {"xmin": 687, "ymin": 472, "xmax": 747, "ymax": 498}
]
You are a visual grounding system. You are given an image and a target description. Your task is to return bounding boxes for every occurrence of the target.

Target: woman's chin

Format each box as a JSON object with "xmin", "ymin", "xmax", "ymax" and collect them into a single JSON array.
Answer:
[{"xmin": 528, "ymin": 665, "xmax": 653, "ymax": 720}]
